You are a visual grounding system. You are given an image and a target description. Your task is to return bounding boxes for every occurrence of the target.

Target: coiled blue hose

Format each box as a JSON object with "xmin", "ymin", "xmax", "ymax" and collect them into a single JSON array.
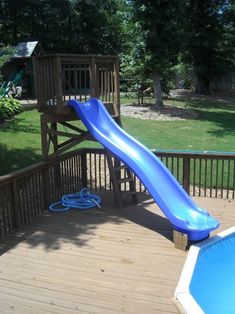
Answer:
[{"xmin": 49, "ymin": 188, "xmax": 101, "ymax": 212}]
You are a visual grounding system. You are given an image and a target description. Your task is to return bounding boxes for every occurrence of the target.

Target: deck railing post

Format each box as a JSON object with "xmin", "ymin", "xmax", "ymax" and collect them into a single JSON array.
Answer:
[
  {"xmin": 90, "ymin": 57, "xmax": 98, "ymax": 98},
  {"xmin": 81, "ymin": 151, "xmax": 88, "ymax": 188},
  {"xmin": 114, "ymin": 58, "xmax": 120, "ymax": 116},
  {"xmin": 42, "ymin": 168, "xmax": 50, "ymax": 210},
  {"xmin": 183, "ymin": 156, "xmax": 190, "ymax": 194},
  {"xmin": 55, "ymin": 56, "xmax": 63, "ymax": 113},
  {"xmin": 1, "ymin": 149, "xmax": 235, "ymax": 238},
  {"xmin": 11, "ymin": 180, "xmax": 20, "ymax": 229}
]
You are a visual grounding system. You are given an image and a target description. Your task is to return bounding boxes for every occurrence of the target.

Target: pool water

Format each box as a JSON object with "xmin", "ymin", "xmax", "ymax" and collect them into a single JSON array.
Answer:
[{"xmin": 190, "ymin": 233, "xmax": 235, "ymax": 314}]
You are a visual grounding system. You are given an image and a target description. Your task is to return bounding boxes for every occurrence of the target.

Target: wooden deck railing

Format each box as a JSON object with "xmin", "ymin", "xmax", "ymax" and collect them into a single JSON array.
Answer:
[
  {"xmin": 1, "ymin": 148, "xmax": 235, "ymax": 237},
  {"xmin": 156, "ymin": 150, "xmax": 235, "ymax": 198},
  {"xmin": 84, "ymin": 148, "xmax": 235, "ymax": 199},
  {"xmin": 0, "ymin": 150, "xmax": 83, "ymax": 237}
]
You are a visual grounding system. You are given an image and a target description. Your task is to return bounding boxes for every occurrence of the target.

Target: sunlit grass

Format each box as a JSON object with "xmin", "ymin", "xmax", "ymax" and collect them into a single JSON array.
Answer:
[{"xmin": 0, "ymin": 93, "xmax": 235, "ymax": 176}]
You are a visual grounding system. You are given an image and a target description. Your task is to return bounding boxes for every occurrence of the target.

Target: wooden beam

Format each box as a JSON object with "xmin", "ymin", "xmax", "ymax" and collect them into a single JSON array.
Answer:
[
  {"xmin": 49, "ymin": 133, "xmax": 92, "ymax": 158},
  {"xmin": 59, "ymin": 121, "xmax": 87, "ymax": 134}
]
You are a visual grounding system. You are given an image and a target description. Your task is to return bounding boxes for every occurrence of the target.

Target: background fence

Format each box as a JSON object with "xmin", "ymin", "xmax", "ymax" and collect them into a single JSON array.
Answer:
[
  {"xmin": 1, "ymin": 148, "xmax": 235, "ymax": 237},
  {"xmin": 211, "ymin": 72, "xmax": 235, "ymax": 93}
]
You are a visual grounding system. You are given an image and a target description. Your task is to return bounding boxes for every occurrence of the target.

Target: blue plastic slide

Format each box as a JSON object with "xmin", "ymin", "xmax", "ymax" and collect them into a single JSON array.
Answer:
[{"xmin": 68, "ymin": 99, "xmax": 219, "ymax": 241}]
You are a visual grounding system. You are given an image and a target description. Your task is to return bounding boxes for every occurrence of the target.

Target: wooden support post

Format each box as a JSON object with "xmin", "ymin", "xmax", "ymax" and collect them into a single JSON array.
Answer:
[
  {"xmin": 11, "ymin": 180, "xmax": 20, "ymax": 229},
  {"xmin": 81, "ymin": 151, "xmax": 88, "ymax": 187},
  {"xmin": 42, "ymin": 168, "xmax": 50, "ymax": 210},
  {"xmin": 41, "ymin": 114, "xmax": 49, "ymax": 160},
  {"xmin": 32, "ymin": 57, "xmax": 38, "ymax": 101},
  {"xmin": 55, "ymin": 56, "xmax": 63, "ymax": 113},
  {"xmin": 106, "ymin": 151, "xmax": 122, "ymax": 208},
  {"xmin": 114, "ymin": 58, "xmax": 120, "ymax": 116},
  {"xmin": 40, "ymin": 113, "xmax": 94, "ymax": 160},
  {"xmin": 51, "ymin": 122, "xmax": 58, "ymax": 153},
  {"xmin": 183, "ymin": 157, "xmax": 190, "ymax": 194},
  {"xmin": 50, "ymin": 122, "xmax": 62, "ymax": 190},
  {"xmin": 90, "ymin": 57, "xmax": 98, "ymax": 98},
  {"xmin": 173, "ymin": 230, "xmax": 188, "ymax": 251}
]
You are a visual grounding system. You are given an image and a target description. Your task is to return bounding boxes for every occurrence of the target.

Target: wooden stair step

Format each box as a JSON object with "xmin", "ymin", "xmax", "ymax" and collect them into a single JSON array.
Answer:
[
  {"xmin": 105, "ymin": 149, "xmax": 138, "ymax": 207},
  {"xmin": 129, "ymin": 191, "xmax": 137, "ymax": 195},
  {"xmin": 117, "ymin": 178, "xmax": 133, "ymax": 184},
  {"xmin": 111, "ymin": 114, "xmax": 119, "ymax": 119},
  {"xmin": 113, "ymin": 165, "xmax": 127, "ymax": 171}
]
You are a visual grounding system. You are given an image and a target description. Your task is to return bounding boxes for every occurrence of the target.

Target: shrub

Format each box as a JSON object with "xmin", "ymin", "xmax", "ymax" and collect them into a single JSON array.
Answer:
[{"xmin": 0, "ymin": 96, "xmax": 23, "ymax": 121}]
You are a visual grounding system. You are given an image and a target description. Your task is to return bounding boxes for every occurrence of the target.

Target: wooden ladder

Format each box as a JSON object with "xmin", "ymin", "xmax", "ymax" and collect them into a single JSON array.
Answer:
[{"xmin": 106, "ymin": 150, "xmax": 138, "ymax": 207}]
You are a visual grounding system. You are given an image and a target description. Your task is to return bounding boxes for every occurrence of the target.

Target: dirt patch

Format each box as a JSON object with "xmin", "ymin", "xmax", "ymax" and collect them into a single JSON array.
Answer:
[
  {"xmin": 121, "ymin": 103, "xmax": 198, "ymax": 121},
  {"xmin": 121, "ymin": 89, "xmax": 235, "ymax": 121}
]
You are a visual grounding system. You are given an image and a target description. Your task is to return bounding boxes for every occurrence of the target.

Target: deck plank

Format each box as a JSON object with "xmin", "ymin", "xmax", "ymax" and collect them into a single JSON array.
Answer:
[{"xmin": 0, "ymin": 193, "xmax": 234, "ymax": 313}]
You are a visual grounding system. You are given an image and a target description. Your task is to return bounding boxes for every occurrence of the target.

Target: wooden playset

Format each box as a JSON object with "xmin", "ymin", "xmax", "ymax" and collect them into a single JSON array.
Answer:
[
  {"xmin": 34, "ymin": 54, "xmax": 120, "ymax": 158},
  {"xmin": 34, "ymin": 54, "xmax": 136, "ymax": 207}
]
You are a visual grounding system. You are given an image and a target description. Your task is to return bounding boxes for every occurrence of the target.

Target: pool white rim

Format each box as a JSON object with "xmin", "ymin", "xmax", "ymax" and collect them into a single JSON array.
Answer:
[{"xmin": 174, "ymin": 226, "xmax": 235, "ymax": 314}]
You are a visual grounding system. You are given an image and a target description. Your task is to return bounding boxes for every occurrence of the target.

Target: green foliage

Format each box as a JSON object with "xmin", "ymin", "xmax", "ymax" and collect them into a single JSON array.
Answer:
[
  {"xmin": 1, "ymin": 0, "xmax": 234, "ymax": 98},
  {"xmin": 131, "ymin": 1, "xmax": 184, "ymax": 74},
  {"xmin": 173, "ymin": 61, "xmax": 194, "ymax": 89},
  {"xmin": 121, "ymin": 0, "xmax": 235, "ymax": 96},
  {"xmin": 0, "ymin": 45, "xmax": 15, "ymax": 80},
  {"xmin": 0, "ymin": 97, "xmax": 23, "ymax": 121},
  {"xmin": 120, "ymin": 1, "xmax": 185, "ymax": 106},
  {"xmin": 0, "ymin": 45, "xmax": 14, "ymax": 67},
  {"xmin": 160, "ymin": 69, "xmax": 176, "ymax": 95},
  {"xmin": 0, "ymin": 0, "xmax": 125, "ymax": 55},
  {"xmin": 70, "ymin": 0, "xmax": 125, "ymax": 54},
  {"xmin": 184, "ymin": 0, "xmax": 235, "ymax": 93}
]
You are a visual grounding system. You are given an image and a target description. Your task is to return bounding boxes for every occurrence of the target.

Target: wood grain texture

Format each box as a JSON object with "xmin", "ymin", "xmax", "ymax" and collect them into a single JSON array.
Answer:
[{"xmin": 1, "ymin": 193, "xmax": 234, "ymax": 313}]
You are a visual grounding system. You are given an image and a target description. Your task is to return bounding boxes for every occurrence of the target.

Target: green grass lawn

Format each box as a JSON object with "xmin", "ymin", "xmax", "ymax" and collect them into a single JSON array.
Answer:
[
  {"xmin": 0, "ymin": 109, "xmax": 42, "ymax": 175},
  {"xmin": 122, "ymin": 115, "xmax": 235, "ymax": 152},
  {"xmin": 122, "ymin": 93, "xmax": 235, "ymax": 152},
  {"xmin": 0, "ymin": 93, "xmax": 235, "ymax": 176}
]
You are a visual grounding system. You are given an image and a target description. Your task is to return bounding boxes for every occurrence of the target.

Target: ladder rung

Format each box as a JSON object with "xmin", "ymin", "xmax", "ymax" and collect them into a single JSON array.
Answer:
[
  {"xmin": 111, "ymin": 114, "xmax": 119, "ymax": 119},
  {"xmin": 130, "ymin": 191, "xmax": 137, "ymax": 195},
  {"xmin": 113, "ymin": 165, "xmax": 127, "ymax": 171},
  {"xmin": 117, "ymin": 178, "xmax": 133, "ymax": 184},
  {"xmin": 106, "ymin": 148, "xmax": 137, "ymax": 207}
]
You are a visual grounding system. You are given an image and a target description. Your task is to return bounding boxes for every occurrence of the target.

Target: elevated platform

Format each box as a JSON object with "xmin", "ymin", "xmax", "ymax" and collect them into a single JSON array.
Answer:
[
  {"xmin": 33, "ymin": 54, "xmax": 120, "ymax": 159},
  {"xmin": 34, "ymin": 54, "xmax": 120, "ymax": 116}
]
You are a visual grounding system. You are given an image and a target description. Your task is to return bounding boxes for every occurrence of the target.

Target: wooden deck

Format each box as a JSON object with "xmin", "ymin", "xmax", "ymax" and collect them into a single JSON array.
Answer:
[{"xmin": 0, "ymin": 192, "xmax": 234, "ymax": 314}]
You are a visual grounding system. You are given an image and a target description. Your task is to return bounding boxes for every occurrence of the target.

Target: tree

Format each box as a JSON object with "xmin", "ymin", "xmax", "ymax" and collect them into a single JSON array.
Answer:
[
  {"xmin": 69, "ymin": 0, "xmax": 125, "ymax": 54},
  {"xmin": 0, "ymin": 0, "xmax": 78, "ymax": 51},
  {"xmin": 130, "ymin": 0, "xmax": 184, "ymax": 108},
  {"xmin": 185, "ymin": 0, "xmax": 235, "ymax": 94},
  {"xmin": 0, "ymin": 0, "xmax": 125, "ymax": 55},
  {"xmin": 0, "ymin": 45, "xmax": 15, "ymax": 81},
  {"xmin": 119, "ymin": 2, "xmax": 147, "ymax": 92}
]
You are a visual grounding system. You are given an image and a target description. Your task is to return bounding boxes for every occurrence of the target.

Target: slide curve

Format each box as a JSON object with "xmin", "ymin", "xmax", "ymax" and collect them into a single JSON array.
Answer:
[{"xmin": 68, "ymin": 98, "xmax": 219, "ymax": 241}]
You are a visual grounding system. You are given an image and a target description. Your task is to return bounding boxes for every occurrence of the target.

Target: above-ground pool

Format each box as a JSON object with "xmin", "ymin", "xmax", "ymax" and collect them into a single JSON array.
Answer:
[{"xmin": 175, "ymin": 226, "xmax": 235, "ymax": 314}]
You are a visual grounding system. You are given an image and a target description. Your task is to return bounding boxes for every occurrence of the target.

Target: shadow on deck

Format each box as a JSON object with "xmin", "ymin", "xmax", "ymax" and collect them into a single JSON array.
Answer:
[{"xmin": 0, "ymin": 192, "xmax": 234, "ymax": 314}]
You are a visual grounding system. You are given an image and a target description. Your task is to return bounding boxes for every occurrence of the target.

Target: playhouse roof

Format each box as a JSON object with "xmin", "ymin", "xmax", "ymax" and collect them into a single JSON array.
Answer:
[{"xmin": 13, "ymin": 41, "xmax": 40, "ymax": 58}]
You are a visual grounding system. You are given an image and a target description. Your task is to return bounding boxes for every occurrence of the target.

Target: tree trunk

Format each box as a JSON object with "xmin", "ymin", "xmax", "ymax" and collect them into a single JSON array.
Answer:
[
  {"xmin": 195, "ymin": 72, "xmax": 211, "ymax": 94},
  {"xmin": 152, "ymin": 71, "xmax": 163, "ymax": 109}
]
